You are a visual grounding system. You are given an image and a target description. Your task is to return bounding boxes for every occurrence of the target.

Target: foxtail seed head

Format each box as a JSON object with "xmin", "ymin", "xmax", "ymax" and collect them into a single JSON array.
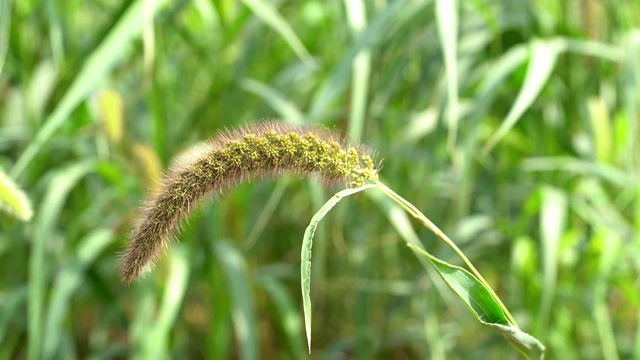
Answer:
[{"xmin": 120, "ymin": 121, "xmax": 378, "ymax": 285}]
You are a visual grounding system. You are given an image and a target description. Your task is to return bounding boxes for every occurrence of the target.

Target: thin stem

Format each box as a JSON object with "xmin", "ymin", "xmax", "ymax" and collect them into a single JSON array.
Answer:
[{"xmin": 373, "ymin": 179, "xmax": 520, "ymax": 329}]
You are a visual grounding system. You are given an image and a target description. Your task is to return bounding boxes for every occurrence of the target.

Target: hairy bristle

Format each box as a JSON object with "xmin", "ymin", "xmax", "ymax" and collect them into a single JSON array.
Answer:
[{"xmin": 120, "ymin": 121, "xmax": 378, "ymax": 285}]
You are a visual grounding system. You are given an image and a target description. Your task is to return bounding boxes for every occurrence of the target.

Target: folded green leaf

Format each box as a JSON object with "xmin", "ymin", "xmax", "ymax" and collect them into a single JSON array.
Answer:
[{"xmin": 408, "ymin": 244, "xmax": 545, "ymax": 359}]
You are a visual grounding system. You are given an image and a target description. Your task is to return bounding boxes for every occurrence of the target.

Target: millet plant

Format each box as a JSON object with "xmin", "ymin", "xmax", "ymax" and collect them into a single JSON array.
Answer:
[{"xmin": 121, "ymin": 121, "xmax": 545, "ymax": 358}]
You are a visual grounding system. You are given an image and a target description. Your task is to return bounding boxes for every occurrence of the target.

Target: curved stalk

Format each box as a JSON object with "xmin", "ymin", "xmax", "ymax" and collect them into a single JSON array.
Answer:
[{"xmin": 373, "ymin": 179, "xmax": 520, "ymax": 330}]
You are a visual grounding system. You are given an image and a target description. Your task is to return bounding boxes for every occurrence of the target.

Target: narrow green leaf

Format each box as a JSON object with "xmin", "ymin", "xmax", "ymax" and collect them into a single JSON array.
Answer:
[
  {"xmin": 142, "ymin": 244, "xmax": 190, "ymax": 359},
  {"xmin": 29, "ymin": 161, "xmax": 95, "ymax": 360},
  {"xmin": 408, "ymin": 244, "xmax": 545, "ymax": 359},
  {"xmin": 10, "ymin": 0, "xmax": 169, "ymax": 178},
  {"xmin": 483, "ymin": 39, "xmax": 561, "ymax": 153},
  {"xmin": 240, "ymin": 79, "xmax": 305, "ymax": 125},
  {"xmin": 0, "ymin": 168, "xmax": 33, "ymax": 221},
  {"xmin": 258, "ymin": 277, "xmax": 307, "ymax": 358},
  {"xmin": 240, "ymin": 0, "xmax": 314, "ymax": 67},
  {"xmin": 343, "ymin": 0, "xmax": 371, "ymax": 142},
  {"xmin": 43, "ymin": 229, "xmax": 115, "ymax": 359},
  {"xmin": 0, "ymin": 0, "xmax": 12, "ymax": 77},
  {"xmin": 435, "ymin": 0, "xmax": 459, "ymax": 151},
  {"xmin": 0, "ymin": 286, "xmax": 27, "ymax": 346},
  {"xmin": 214, "ymin": 241, "xmax": 258, "ymax": 360},
  {"xmin": 307, "ymin": 0, "xmax": 411, "ymax": 121},
  {"xmin": 538, "ymin": 187, "xmax": 566, "ymax": 329},
  {"xmin": 301, "ymin": 184, "xmax": 376, "ymax": 353}
]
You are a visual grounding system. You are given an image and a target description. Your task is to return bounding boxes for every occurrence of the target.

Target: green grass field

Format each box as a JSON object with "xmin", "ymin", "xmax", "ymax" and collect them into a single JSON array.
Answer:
[{"xmin": 1, "ymin": 0, "xmax": 639, "ymax": 358}]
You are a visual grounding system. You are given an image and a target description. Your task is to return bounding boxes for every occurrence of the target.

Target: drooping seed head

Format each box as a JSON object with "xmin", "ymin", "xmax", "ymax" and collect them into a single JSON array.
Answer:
[{"xmin": 120, "ymin": 121, "xmax": 378, "ymax": 285}]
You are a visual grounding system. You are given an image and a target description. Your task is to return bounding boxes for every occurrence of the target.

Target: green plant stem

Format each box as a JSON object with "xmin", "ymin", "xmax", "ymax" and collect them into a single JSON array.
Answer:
[{"xmin": 373, "ymin": 180, "xmax": 520, "ymax": 329}]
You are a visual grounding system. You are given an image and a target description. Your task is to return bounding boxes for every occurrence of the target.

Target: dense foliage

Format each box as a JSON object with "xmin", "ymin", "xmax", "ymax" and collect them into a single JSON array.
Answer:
[{"xmin": 1, "ymin": 0, "xmax": 638, "ymax": 358}]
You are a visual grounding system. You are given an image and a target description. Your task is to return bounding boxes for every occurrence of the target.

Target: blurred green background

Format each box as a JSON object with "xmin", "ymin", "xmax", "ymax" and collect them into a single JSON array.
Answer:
[{"xmin": 1, "ymin": 0, "xmax": 639, "ymax": 358}]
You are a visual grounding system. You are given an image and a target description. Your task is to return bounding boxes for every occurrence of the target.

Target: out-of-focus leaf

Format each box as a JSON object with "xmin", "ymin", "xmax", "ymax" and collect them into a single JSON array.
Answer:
[
  {"xmin": 29, "ymin": 161, "xmax": 96, "ymax": 360},
  {"xmin": 436, "ymin": 0, "xmax": 459, "ymax": 150},
  {"xmin": 139, "ymin": 244, "xmax": 190, "ymax": 359},
  {"xmin": 240, "ymin": 0, "xmax": 314, "ymax": 67},
  {"xmin": 538, "ymin": 187, "xmax": 567, "ymax": 328},
  {"xmin": 43, "ymin": 229, "xmax": 115, "ymax": 359},
  {"xmin": 587, "ymin": 97, "xmax": 612, "ymax": 163},
  {"xmin": 97, "ymin": 89, "xmax": 124, "ymax": 145},
  {"xmin": 258, "ymin": 276, "xmax": 307, "ymax": 358},
  {"xmin": 214, "ymin": 241, "xmax": 258, "ymax": 360},
  {"xmin": 343, "ymin": 0, "xmax": 371, "ymax": 142},
  {"xmin": 484, "ymin": 39, "xmax": 561, "ymax": 153},
  {"xmin": 11, "ymin": 0, "xmax": 169, "ymax": 178},
  {"xmin": 240, "ymin": 79, "xmax": 305, "ymax": 125}
]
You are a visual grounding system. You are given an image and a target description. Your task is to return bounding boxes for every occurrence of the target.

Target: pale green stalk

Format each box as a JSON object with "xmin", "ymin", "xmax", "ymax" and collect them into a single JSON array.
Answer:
[{"xmin": 373, "ymin": 180, "xmax": 520, "ymax": 329}]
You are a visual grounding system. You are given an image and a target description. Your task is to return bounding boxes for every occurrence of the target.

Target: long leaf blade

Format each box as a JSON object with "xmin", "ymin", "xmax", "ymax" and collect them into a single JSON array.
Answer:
[
  {"xmin": 301, "ymin": 184, "xmax": 376, "ymax": 352},
  {"xmin": 483, "ymin": 39, "xmax": 561, "ymax": 153}
]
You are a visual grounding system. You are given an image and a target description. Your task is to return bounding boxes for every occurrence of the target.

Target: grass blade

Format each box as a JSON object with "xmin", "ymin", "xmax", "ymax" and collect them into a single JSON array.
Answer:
[
  {"xmin": 141, "ymin": 244, "xmax": 190, "ymax": 359},
  {"xmin": 240, "ymin": 79, "xmax": 305, "ymax": 125},
  {"xmin": 0, "ymin": 0, "xmax": 11, "ymax": 77},
  {"xmin": 483, "ymin": 39, "xmax": 561, "ymax": 153},
  {"xmin": 343, "ymin": 0, "xmax": 371, "ymax": 142},
  {"xmin": 409, "ymin": 244, "xmax": 545, "ymax": 359},
  {"xmin": 214, "ymin": 241, "xmax": 258, "ymax": 360},
  {"xmin": 258, "ymin": 276, "xmax": 307, "ymax": 358},
  {"xmin": 29, "ymin": 161, "xmax": 95, "ymax": 360},
  {"xmin": 240, "ymin": 0, "xmax": 314, "ymax": 67},
  {"xmin": 301, "ymin": 184, "xmax": 376, "ymax": 353},
  {"xmin": 537, "ymin": 187, "xmax": 567, "ymax": 330},
  {"xmin": 10, "ymin": 0, "xmax": 169, "ymax": 178},
  {"xmin": 43, "ymin": 229, "xmax": 114, "ymax": 359},
  {"xmin": 308, "ymin": 0, "xmax": 411, "ymax": 121},
  {"xmin": 436, "ymin": 0, "xmax": 459, "ymax": 152}
]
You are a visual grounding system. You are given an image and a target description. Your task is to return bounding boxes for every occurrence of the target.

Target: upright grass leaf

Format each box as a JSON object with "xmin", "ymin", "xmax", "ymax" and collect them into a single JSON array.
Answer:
[
  {"xmin": 43, "ymin": 229, "xmax": 114, "ymax": 359},
  {"xmin": 537, "ymin": 187, "xmax": 566, "ymax": 331},
  {"xmin": 0, "ymin": 286, "xmax": 26, "ymax": 350},
  {"xmin": 0, "ymin": 168, "xmax": 33, "ymax": 221},
  {"xmin": 240, "ymin": 0, "xmax": 314, "ymax": 67},
  {"xmin": 258, "ymin": 276, "xmax": 307, "ymax": 358},
  {"xmin": 592, "ymin": 230, "xmax": 621, "ymax": 360},
  {"xmin": 140, "ymin": 244, "xmax": 190, "ymax": 359},
  {"xmin": 214, "ymin": 241, "xmax": 258, "ymax": 360},
  {"xmin": 243, "ymin": 177, "xmax": 290, "ymax": 249},
  {"xmin": 435, "ymin": 0, "xmax": 459, "ymax": 152},
  {"xmin": 240, "ymin": 79, "xmax": 305, "ymax": 125},
  {"xmin": 0, "ymin": 0, "xmax": 11, "ymax": 77},
  {"xmin": 483, "ymin": 39, "xmax": 561, "ymax": 153},
  {"xmin": 307, "ymin": 0, "xmax": 412, "ymax": 121},
  {"xmin": 587, "ymin": 97, "xmax": 613, "ymax": 163},
  {"xmin": 408, "ymin": 245, "xmax": 545, "ymax": 359},
  {"xmin": 29, "ymin": 161, "xmax": 95, "ymax": 360},
  {"xmin": 343, "ymin": 0, "xmax": 370, "ymax": 142},
  {"xmin": 10, "ymin": 0, "xmax": 169, "ymax": 178},
  {"xmin": 301, "ymin": 184, "xmax": 376, "ymax": 352}
]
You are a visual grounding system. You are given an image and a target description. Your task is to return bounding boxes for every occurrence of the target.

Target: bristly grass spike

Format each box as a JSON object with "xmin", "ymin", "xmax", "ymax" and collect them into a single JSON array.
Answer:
[{"xmin": 120, "ymin": 121, "xmax": 378, "ymax": 285}]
